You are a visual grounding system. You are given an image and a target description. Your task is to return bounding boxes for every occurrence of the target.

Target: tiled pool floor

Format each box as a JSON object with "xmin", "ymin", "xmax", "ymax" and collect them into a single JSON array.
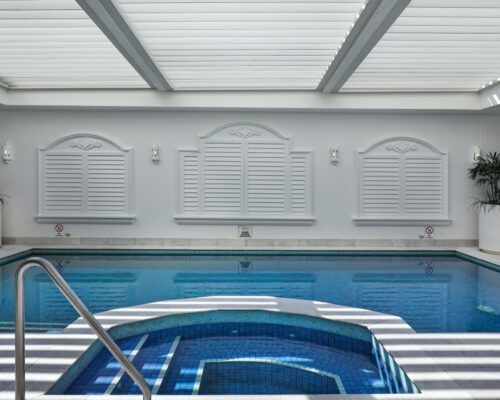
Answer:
[{"xmin": 65, "ymin": 322, "xmax": 388, "ymax": 396}]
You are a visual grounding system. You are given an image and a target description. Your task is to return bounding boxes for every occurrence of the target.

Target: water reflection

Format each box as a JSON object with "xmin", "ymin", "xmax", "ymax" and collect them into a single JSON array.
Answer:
[{"xmin": 0, "ymin": 254, "xmax": 498, "ymax": 333}]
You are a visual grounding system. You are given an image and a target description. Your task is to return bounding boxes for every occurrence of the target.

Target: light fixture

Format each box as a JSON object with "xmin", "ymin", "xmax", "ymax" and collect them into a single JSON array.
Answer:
[
  {"xmin": 472, "ymin": 146, "xmax": 481, "ymax": 163},
  {"xmin": 151, "ymin": 145, "xmax": 160, "ymax": 163},
  {"xmin": 330, "ymin": 146, "xmax": 339, "ymax": 165},
  {"xmin": 1, "ymin": 142, "xmax": 12, "ymax": 163}
]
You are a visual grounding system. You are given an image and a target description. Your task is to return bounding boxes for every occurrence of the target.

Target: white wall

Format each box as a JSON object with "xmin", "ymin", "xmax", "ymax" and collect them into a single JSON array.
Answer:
[{"xmin": 0, "ymin": 109, "xmax": 499, "ymax": 240}]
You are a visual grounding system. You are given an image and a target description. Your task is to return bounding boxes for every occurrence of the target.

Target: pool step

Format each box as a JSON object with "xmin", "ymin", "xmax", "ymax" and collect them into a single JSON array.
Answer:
[
  {"xmin": 112, "ymin": 335, "xmax": 182, "ymax": 395},
  {"xmin": 105, "ymin": 334, "xmax": 149, "ymax": 394},
  {"xmin": 153, "ymin": 336, "xmax": 181, "ymax": 394}
]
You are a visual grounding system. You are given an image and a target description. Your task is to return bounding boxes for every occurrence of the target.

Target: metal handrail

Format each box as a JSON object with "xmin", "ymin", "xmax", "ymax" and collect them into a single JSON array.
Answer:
[{"xmin": 15, "ymin": 257, "xmax": 152, "ymax": 400}]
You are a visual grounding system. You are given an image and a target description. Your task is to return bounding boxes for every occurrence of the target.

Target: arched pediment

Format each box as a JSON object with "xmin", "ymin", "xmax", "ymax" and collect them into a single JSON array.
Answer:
[
  {"xmin": 200, "ymin": 122, "xmax": 289, "ymax": 141},
  {"xmin": 360, "ymin": 136, "xmax": 446, "ymax": 156},
  {"xmin": 40, "ymin": 133, "xmax": 131, "ymax": 152}
]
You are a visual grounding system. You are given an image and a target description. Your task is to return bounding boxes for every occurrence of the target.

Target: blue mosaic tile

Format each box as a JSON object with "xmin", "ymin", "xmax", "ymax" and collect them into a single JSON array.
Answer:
[{"xmin": 62, "ymin": 319, "xmax": 415, "ymax": 396}]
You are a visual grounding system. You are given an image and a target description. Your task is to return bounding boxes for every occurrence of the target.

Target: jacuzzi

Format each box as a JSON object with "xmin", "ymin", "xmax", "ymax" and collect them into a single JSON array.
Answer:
[{"xmin": 50, "ymin": 308, "xmax": 419, "ymax": 396}]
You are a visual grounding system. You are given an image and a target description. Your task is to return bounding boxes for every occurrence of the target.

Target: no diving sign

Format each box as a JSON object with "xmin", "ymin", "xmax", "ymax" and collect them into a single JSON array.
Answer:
[
  {"xmin": 54, "ymin": 224, "xmax": 71, "ymax": 238},
  {"xmin": 425, "ymin": 225, "xmax": 434, "ymax": 239}
]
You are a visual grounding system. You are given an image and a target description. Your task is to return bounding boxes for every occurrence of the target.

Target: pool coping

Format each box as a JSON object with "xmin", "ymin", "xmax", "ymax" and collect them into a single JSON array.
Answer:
[{"xmin": 1, "ymin": 295, "xmax": 499, "ymax": 400}]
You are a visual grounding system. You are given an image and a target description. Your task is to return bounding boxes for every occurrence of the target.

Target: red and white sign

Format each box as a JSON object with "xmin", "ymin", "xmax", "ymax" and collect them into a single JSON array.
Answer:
[
  {"xmin": 425, "ymin": 225, "xmax": 435, "ymax": 239},
  {"xmin": 54, "ymin": 224, "xmax": 64, "ymax": 233}
]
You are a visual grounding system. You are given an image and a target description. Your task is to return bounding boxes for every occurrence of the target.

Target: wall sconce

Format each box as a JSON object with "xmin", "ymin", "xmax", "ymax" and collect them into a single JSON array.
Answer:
[
  {"xmin": 1, "ymin": 142, "xmax": 12, "ymax": 164},
  {"xmin": 330, "ymin": 146, "xmax": 339, "ymax": 165},
  {"xmin": 151, "ymin": 145, "xmax": 160, "ymax": 163},
  {"xmin": 472, "ymin": 146, "xmax": 481, "ymax": 163}
]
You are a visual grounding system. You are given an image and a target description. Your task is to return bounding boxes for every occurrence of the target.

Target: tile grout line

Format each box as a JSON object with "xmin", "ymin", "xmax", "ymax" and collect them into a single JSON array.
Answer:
[
  {"xmin": 104, "ymin": 334, "xmax": 149, "ymax": 395},
  {"xmin": 191, "ymin": 357, "xmax": 346, "ymax": 395},
  {"xmin": 152, "ymin": 335, "xmax": 181, "ymax": 394}
]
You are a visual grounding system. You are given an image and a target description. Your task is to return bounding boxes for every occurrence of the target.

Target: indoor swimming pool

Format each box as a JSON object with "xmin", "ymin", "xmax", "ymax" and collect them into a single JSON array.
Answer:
[{"xmin": 0, "ymin": 250, "xmax": 498, "ymax": 334}]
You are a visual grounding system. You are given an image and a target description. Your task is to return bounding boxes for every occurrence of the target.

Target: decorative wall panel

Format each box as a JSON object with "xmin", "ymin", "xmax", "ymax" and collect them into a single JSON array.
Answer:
[
  {"xmin": 354, "ymin": 137, "xmax": 449, "ymax": 225},
  {"xmin": 176, "ymin": 123, "xmax": 314, "ymax": 225},
  {"xmin": 37, "ymin": 134, "xmax": 134, "ymax": 224}
]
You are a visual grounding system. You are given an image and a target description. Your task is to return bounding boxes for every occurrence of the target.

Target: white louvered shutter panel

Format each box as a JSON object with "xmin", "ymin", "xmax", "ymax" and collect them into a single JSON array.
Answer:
[
  {"xmin": 177, "ymin": 123, "xmax": 314, "ymax": 224},
  {"xmin": 404, "ymin": 156, "xmax": 444, "ymax": 216},
  {"xmin": 180, "ymin": 152, "xmax": 200, "ymax": 213},
  {"xmin": 87, "ymin": 153, "xmax": 128, "ymax": 214},
  {"xmin": 38, "ymin": 135, "xmax": 134, "ymax": 223},
  {"xmin": 356, "ymin": 138, "xmax": 449, "ymax": 225},
  {"xmin": 246, "ymin": 141, "xmax": 286, "ymax": 214},
  {"xmin": 290, "ymin": 152, "xmax": 311, "ymax": 215},
  {"xmin": 41, "ymin": 153, "xmax": 84, "ymax": 214},
  {"xmin": 360, "ymin": 156, "xmax": 401, "ymax": 216},
  {"xmin": 203, "ymin": 141, "xmax": 243, "ymax": 214}
]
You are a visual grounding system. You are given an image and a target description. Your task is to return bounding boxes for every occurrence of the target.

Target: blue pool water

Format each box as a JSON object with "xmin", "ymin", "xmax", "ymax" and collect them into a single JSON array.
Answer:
[
  {"xmin": 63, "ymin": 320, "xmax": 408, "ymax": 396},
  {"xmin": 0, "ymin": 250, "xmax": 499, "ymax": 333}
]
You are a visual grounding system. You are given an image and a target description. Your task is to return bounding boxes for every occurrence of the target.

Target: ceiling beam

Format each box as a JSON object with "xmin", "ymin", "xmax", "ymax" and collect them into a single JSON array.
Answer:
[
  {"xmin": 76, "ymin": 0, "xmax": 171, "ymax": 91},
  {"xmin": 1, "ymin": 90, "xmax": 482, "ymax": 113},
  {"xmin": 318, "ymin": 0, "xmax": 411, "ymax": 93},
  {"xmin": 479, "ymin": 81, "xmax": 500, "ymax": 111},
  {"xmin": 0, "ymin": 81, "xmax": 10, "ymax": 90}
]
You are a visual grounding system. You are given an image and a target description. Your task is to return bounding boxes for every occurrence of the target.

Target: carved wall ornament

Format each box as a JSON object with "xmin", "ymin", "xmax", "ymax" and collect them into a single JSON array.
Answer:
[
  {"xmin": 385, "ymin": 143, "xmax": 418, "ymax": 153},
  {"xmin": 227, "ymin": 127, "xmax": 262, "ymax": 139},
  {"xmin": 69, "ymin": 138, "xmax": 103, "ymax": 151}
]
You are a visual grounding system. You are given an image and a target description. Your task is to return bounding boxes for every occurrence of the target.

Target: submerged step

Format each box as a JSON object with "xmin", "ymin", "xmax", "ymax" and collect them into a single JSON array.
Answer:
[
  {"xmin": 106, "ymin": 334, "xmax": 149, "ymax": 394},
  {"xmin": 112, "ymin": 335, "xmax": 181, "ymax": 395}
]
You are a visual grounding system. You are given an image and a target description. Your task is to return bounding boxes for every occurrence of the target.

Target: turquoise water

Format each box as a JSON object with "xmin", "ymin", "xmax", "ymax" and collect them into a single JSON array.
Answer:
[{"xmin": 0, "ymin": 251, "xmax": 499, "ymax": 333}]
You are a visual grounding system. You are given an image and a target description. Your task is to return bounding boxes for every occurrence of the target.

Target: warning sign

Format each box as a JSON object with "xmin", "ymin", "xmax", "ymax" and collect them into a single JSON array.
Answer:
[
  {"xmin": 54, "ymin": 224, "xmax": 71, "ymax": 238},
  {"xmin": 425, "ymin": 225, "xmax": 434, "ymax": 239}
]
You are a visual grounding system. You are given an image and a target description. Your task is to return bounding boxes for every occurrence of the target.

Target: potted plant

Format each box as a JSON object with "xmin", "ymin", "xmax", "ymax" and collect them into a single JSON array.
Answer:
[{"xmin": 468, "ymin": 151, "xmax": 500, "ymax": 254}]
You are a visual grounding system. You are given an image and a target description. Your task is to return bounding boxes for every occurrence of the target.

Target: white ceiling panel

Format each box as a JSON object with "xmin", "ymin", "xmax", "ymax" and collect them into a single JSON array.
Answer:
[
  {"xmin": 0, "ymin": 0, "xmax": 148, "ymax": 89},
  {"xmin": 343, "ymin": 0, "xmax": 500, "ymax": 92},
  {"xmin": 114, "ymin": 0, "xmax": 365, "ymax": 90}
]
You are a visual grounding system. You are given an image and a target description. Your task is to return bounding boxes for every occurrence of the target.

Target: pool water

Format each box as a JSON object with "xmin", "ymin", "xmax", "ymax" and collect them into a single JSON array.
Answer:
[
  {"xmin": 0, "ymin": 251, "xmax": 499, "ymax": 333},
  {"xmin": 63, "ymin": 321, "xmax": 403, "ymax": 396}
]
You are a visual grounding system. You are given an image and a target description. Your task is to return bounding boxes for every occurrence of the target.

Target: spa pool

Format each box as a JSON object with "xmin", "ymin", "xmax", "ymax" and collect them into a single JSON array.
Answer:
[{"xmin": 56, "ymin": 311, "xmax": 418, "ymax": 396}]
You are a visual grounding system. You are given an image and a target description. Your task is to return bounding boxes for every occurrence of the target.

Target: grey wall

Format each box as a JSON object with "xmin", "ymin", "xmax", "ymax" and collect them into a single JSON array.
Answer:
[{"xmin": 0, "ymin": 109, "xmax": 499, "ymax": 240}]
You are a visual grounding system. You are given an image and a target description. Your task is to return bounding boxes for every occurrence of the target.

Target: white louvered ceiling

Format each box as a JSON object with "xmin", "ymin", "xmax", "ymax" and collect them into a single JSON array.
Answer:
[
  {"xmin": 1, "ymin": 0, "xmax": 499, "ymax": 93},
  {"xmin": 0, "ymin": 0, "xmax": 148, "ymax": 89},
  {"xmin": 113, "ymin": 0, "xmax": 366, "ymax": 90},
  {"xmin": 343, "ymin": 0, "xmax": 500, "ymax": 92}
]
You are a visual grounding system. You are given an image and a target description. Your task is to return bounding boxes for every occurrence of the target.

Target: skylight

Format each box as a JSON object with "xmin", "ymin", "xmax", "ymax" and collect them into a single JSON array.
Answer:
[
  {"xmin": 342, "ymin": 0, "xmax": 500, "ymax": 92},
  {"xmin": 0, "ymin": 0, "xmax": 148, "ymax": 89},
  {"xmin": 114, "ymin": 0, "xmax": 366, "ymax": 90}
]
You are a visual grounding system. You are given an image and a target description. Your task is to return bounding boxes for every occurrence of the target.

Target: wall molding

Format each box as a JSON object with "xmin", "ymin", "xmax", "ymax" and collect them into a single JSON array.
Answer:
[
  {"xmin": 352, "ymin": 217, "xmax": 451, "ymax": 226},
  {"xmin": 35, "ymin": 215, "xmax": 136, "ymax": 224},
  {"xmin": 174, "ymin": 215, "xmax": 316, "ymax": 226}
]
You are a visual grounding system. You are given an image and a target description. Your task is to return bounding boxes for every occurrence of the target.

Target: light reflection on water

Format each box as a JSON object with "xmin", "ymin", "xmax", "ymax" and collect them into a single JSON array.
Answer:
[{"xmin": 0, "ymin": 253, "xmax": 498, "ymax": 333}]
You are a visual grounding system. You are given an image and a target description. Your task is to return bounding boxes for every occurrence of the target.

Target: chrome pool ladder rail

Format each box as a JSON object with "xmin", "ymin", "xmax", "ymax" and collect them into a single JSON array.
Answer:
[{"xmin": 15, "ymin": 257, "xmax": 152, "ymax": 400}]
